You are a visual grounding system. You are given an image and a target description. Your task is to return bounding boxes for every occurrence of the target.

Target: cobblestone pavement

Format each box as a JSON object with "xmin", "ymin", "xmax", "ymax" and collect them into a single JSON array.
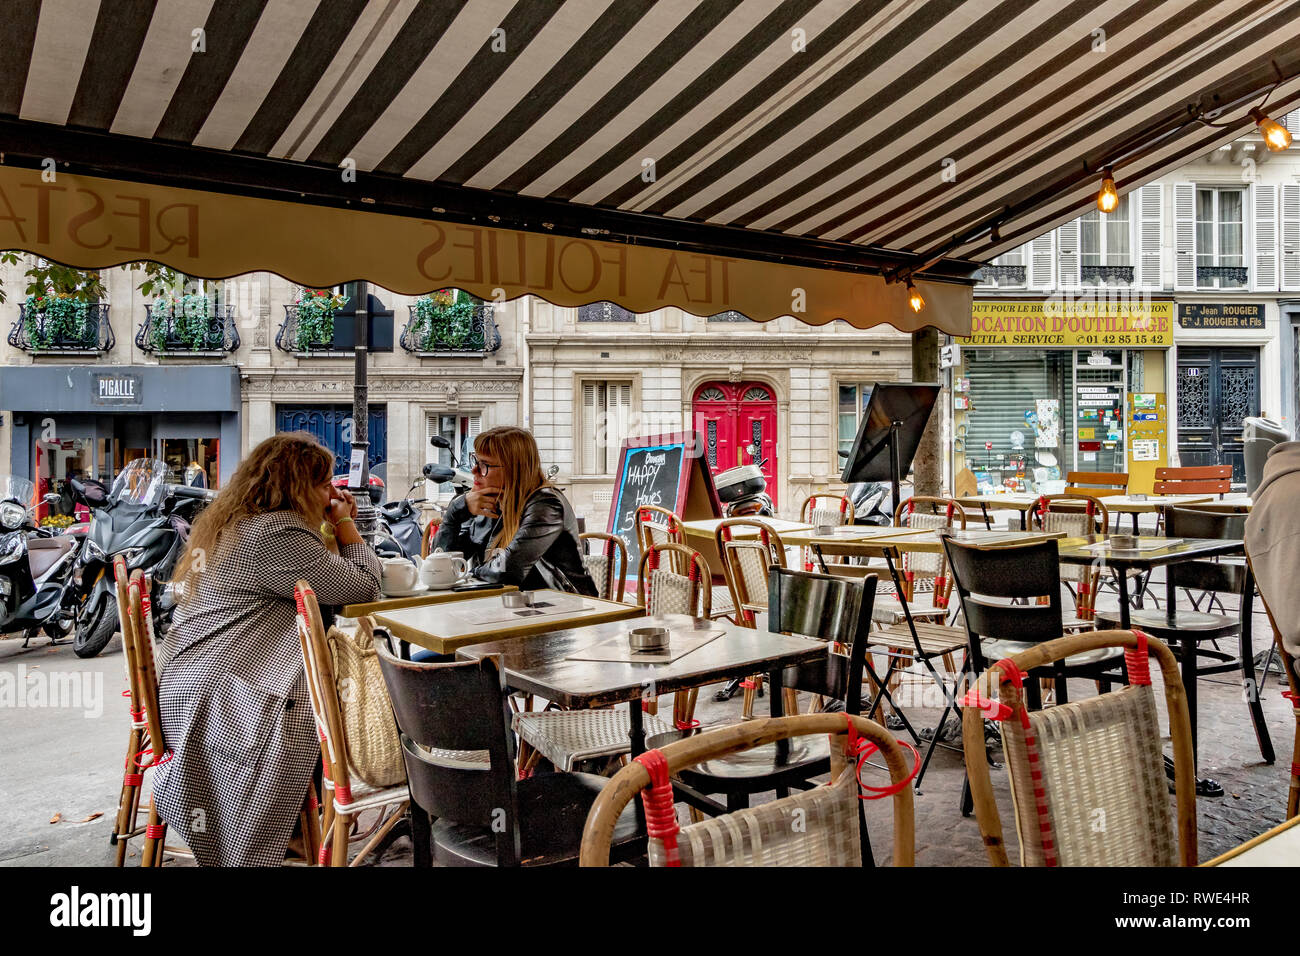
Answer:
[{"xmin": 3, "ymin": 562, "xmax": 1292, "ymax": 867}]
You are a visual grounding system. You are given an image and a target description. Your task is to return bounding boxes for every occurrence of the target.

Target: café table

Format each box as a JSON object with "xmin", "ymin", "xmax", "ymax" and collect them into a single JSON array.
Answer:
[
  {"xmin": 1092, "ymin": 494, "xmax": 1215, "ymax": 534},
  {"xmin": 1205, "ymin": 814, "xmax": 1300, "ymax": 866},
  {"xmin": 1055, "ymin": 533, "xmax": 1255, "ymax": 796},
  {"xmin": 954, "ymin": 494, "xmax": 1040, "ymax": 530},
  {"xmin": 679, "ymin": 516, "xmax": 815, "ymax": 540},
  {"xmin": 456, "ymin": 613, "xmax": 828, "ymax": 762},
  {"xmin": 342, "ymin": 584, "xmax": 516, "ymax": 618},
  {"xmin": 373, "ymin": 590, "xmax": 641, "ymax": 656}
]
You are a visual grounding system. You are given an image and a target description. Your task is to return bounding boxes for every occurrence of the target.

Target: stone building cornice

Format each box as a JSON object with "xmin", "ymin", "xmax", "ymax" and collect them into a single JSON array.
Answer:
[{"xmin": 241, "ymin": 367, "xmax": 522, "ymax": 397}]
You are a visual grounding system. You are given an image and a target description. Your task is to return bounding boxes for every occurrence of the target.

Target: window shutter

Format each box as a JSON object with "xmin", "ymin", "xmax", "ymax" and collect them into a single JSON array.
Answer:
[
  {"xmin": 1287, "ymin": 110, "xmax": 1300, "ymax": 135},
  {"xmin": 1174, "ymin": 183, "xmax": 1196, "ymax": 291},
  {"xmin": 1282, "ymin": 184, "xmax": 1300, "ymax": 291},
  {"xmin": 1029, "ymin": 233, "xmax": 1054, "ymax": 289},
  {"xmin": 608, "ymin": 384, "xmax": 631, "ymax": 474},
  {"xmin": 1253, "ymin": 183, "xmax": 1278, "ymax": 291},
  {"xmin": 1056, "ymin": 219, "xmax": 1080, "ymax": 290},
  {"xmin": 582, "ymin": 383, "xmax": 598, "ymax": 474},
  {"xmin": 1138, "ymin": 183, "xmax": 1163, "ymax": 289}
]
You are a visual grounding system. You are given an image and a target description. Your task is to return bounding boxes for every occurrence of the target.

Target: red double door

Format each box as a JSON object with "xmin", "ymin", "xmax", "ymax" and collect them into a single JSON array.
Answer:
[{"xmin": 692, "ymin": 381, "xmax": 778, "ymax": 508}]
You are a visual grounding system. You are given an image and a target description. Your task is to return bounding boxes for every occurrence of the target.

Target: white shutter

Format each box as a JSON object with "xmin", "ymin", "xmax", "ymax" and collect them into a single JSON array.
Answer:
[
  {"xmin": 582, "ymin": 383, "xmax": 598, "ymax": 474},
  {"xmin": 1282, "ymin": 184, "xmax": 1300, "ymax": 291},
  {"xmin": 1174, "ymin": 183, "xmax": 1196, "ymax": 291},
  {"xmin": 1286, "ymin": 110, "xmax": 1300, "ymax": 135},
  {"xmin": 1056, "ymin": 219, "xmax": 1080, "ymax": 290},
  {"xmin": 1029, "ymin": 233, "xmax": 1054, "ymax": 289},
  {"xmin": 1254, "ymin": 183, "xmax": 1278, "ymax": 291},
  {"xmin": 607, "ymin": 384, "xmax": 631, "ymax": 474},
  {"xmin": 1138, "ymin": 183, "xmax": 1163, "ymax": 289}
]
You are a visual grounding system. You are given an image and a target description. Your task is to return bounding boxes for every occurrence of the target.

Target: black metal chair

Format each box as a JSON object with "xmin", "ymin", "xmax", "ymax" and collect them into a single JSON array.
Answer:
[
  {"xmin": 372, "ymin": 631, "xmax": 642, "ymax": 866},
  {"xmin": 645, "ymin": 568, "xmax": 879, "ymax": 817},
  {"xmin": 942, "ymin": 536, "xmax": 1125, "ymax": 708},
  {"xmin": 1094, "ymin": 507, "xmax": 1273, "ymax": 764}
]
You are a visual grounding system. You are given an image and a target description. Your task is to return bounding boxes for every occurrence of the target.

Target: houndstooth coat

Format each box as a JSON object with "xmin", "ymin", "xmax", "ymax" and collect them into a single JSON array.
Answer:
[{"xmin": 153, "ymin": 510, "xmax": 381, "ymax": 867}]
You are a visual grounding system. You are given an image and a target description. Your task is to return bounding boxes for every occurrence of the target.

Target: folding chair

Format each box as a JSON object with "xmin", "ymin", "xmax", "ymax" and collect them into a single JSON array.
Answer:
[{"xmin": 714, "ymin": 518, "xmax": 791, "ymax": 718}]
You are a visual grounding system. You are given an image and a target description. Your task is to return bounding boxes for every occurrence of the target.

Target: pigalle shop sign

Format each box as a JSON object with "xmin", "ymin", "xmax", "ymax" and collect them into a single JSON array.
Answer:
[
  {"xmin": 92, "ymin": 373, "xmax": 142, "ymax": 406},
  {"xmin": 1178, "ymin": 303, "xmax": 1265, "ymax": 330}
]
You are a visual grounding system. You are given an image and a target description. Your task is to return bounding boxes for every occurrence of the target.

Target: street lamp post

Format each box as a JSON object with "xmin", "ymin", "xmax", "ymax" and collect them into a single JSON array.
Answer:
[{"xmin": 349, "ymin": 280, "xmax": 376, "ymax": 539}]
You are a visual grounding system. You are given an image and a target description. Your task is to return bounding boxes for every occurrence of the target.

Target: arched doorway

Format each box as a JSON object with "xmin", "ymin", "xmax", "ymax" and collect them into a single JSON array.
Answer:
[{"xmin": 692, "ymin": 381, "xmax": 778, "ymax": 507}]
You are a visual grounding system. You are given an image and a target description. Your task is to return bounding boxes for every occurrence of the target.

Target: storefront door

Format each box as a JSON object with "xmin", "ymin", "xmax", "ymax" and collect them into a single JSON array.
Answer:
[
  {"xmin": 275, "ymin": 404, "xmax": 388, "ymax": 477},
  {"xmin": 1074, "ymin": 349, "xmax": 1127, "ymax": 474},
  {"xmin": 693, "ymin": 382, "xmax": 778, "ymax": 507},
  {"xmin": 1176, "ymin": 347, "xmax": 1259, "ymax": 483}
]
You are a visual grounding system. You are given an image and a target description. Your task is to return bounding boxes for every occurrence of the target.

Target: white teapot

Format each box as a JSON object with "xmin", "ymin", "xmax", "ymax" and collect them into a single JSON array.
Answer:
[{"xmin": 421, "ymin": 550, "xmax": 468, "ymax": 588}]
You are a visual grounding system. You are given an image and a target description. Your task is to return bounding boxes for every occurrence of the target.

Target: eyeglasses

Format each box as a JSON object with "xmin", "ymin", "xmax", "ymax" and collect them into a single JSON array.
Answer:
[{"xmin": 469, "ymin": 453, "xmax": 500, "ymax": 476}]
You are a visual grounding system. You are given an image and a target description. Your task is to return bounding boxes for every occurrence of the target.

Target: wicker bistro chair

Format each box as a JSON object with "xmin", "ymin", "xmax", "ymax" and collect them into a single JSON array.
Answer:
[
  {"xmin": 1028, "ymin": 494, "xmax": 1111, "ymax": 622},
  {"xmin": 108, "ymin": 561, "xmax": 198, "ymax": 867},
  {"xmin": 580, "ymin": 714, "xmax": 915, "ymax": 867},
  {"xmin": 295, "ymin": 583, "xmax": 410, "ymax": 866},
  {"xmin": 579, "ymin": 531, "xmax": 628, "ymax": 603},
  {"xmin": 960, "ymin": 630, "xmax": 1197, "ymax": 866},
  {"xmin": 643, "ymin": 568, "xmax": 880, "ymax": 817},
  {"xmin": 1247, "ymin": 554, "xmax": 1300, "ymax": 819},
  {"xmin": 372, "ymin": 637, "xmax": 643, "ymax": 866},
  {"xmin": 634, "ymin": 504, "xmax": 733, "ymax": 619},
  {"xmin": 715, "ymin": 518, "xmax": 791, "ymax": 718},
  {"xmin": 798, "ymin": 493, "xmax": 855, "ymax": 572},
  {"xmin": 1094, "ymin": 508, "xmax": 1274, "ymax": 764}
]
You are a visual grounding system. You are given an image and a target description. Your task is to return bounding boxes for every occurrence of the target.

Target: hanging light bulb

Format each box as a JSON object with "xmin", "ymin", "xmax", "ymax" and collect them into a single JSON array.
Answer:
[
  {"xmin": 1096, "ymin": 167, "xmax": 1119, "ymax": 213},
  {"xmin": 1250, "ymin": 108, "xmax": 1292, "ymax": 151},
  {"xmin": 906, "ymin": 280, "xmax": 924, "ymax": 313}
]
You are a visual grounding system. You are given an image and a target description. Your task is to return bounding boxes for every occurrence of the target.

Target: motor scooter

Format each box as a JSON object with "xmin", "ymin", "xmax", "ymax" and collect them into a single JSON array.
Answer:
[{"xmin": 0, "ymin": 478, "xmax": 82, "ymax": 647}]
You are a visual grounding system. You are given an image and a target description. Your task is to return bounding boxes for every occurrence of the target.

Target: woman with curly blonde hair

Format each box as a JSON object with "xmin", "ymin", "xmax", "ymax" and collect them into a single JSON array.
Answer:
[
  {"xmin": 434, "ymin": 426, "xmax": 595, "ymax": 596},
  {"xmin": 153, "ymin": 432, "xmax": 380, "ymax": 867}
]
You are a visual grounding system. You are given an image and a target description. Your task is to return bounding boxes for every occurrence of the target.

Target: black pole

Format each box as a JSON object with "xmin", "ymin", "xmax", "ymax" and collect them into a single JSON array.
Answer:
[
  {"xmin": 350, "ymin": 280, "xmax": 374, "ymax": 538},
  {"xmin": 889, "ymin": 420, "xmax": 903, "ymax": 515}
]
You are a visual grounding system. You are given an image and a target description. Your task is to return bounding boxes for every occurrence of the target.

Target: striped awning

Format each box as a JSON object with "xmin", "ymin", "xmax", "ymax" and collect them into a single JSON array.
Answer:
[{"xmin": 3, "ymin": 0, "xmax": 1300, "ymax": 330}]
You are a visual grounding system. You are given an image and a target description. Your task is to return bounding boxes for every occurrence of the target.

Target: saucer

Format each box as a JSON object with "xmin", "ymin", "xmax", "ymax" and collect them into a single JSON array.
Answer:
[
  {"xmin": 424, "ymin": 577, "xmax": 470, "ymax": 592},
  {"xmin": 381, "ymin": 582, "xmax": 430, "ymax": 598}
]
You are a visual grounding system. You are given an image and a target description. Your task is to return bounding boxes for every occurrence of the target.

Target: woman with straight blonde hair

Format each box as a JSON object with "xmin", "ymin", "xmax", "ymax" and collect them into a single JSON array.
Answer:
[
  {"xmin": 433, "ymin": 425, "xmax": 596, "ymax": 596},
  {"xmin": 152, "ymin": 432, "xmax": 381, "ymax": 866}
]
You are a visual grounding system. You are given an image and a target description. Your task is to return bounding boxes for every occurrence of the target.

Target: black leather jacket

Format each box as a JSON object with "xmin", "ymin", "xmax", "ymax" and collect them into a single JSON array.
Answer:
[{"xmin": 432, "ymin": 486, "xmax": 597, "ymax": 596}]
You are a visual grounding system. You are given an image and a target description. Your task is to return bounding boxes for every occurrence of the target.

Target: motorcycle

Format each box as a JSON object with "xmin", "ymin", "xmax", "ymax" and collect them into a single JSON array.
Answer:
[
  {"xmin": 0, "ymin": 477, "xmax": 83, "ymax": 647},
  {"xmin": 69, "ymin": 459, "xmax": 211, "ymax": 659},
  {"xmin": 837, "ymin": 449, "xmax": 901, "ymax": 525},
  {"xmin": 714, "ymin": 443, "xmax": 775, "ymax": 517}
]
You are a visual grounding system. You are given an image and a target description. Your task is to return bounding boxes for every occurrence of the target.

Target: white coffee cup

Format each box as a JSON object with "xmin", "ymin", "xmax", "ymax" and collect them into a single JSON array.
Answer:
[
  {"xmin": 421, "ymin": 550, "xmax": 468, "ymax": 588},
  {"xmin": 381, "ymin": 557, "xmax": 419, "ymax": 593}
]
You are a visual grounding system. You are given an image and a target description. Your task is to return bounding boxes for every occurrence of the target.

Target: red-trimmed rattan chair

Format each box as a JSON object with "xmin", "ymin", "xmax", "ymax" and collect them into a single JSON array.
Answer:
[
  {"xmin": 636, "ymin": 543, "xmax": 712, "ymax": 727},
  {"xmin": 296, "ymin": 582, "xmax": 410, "ymax": 866},
  {"xmin": 715, "ymin": 518, "xmax": 791, "ymax": 718},
  {"xmin": 1245, "ymin": 553, "xmax": 1300, "ymax": 820},
  {"xmin": 960, "ymin": 629, "xmax": 1196, "ymax": 866},
  {"xmin": 635, "ymin": 504, "xmax": 733, "ymax": 619},
  {"xmin": 579, "ymin": 531, "xmax": 628, "ymax": 602},
  {"xmin": 1029, "ymin": 493, "xmax": 1110, "ymax": 624},
  {"xmin": 579, "ymin": 714, "xmax": 915, "ymax": 867},
  {"xmin": 798, "ymin": 493, "xmax": 855, "ymax": 572}
]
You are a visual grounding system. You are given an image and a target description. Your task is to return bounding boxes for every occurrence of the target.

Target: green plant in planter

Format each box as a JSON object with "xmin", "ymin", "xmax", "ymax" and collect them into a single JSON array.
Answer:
[
  {"xmin": 150, "ymin": 293, "xmax": 218, "ymax": 351},
  {"xmin": 413, "ymin": 290, "xmax": 485, "ymax": 351},
  {"xmin": 294, "ymin": 289, "xmax": 348, "ymax": 350},
  {"xmin": 24, "ymin": 292, "xmax": 90, "ymax": 350}
]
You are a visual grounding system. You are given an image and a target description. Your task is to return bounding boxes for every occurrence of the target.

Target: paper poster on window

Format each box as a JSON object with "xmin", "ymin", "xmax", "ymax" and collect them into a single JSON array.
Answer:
[
  {"xmin": 1132, "ymin": 439, "xmax": 1160, "ymax": 462},
  {"xmin": 1034, "ymin": 399, "xmax": 1060, "ymax": 448},
  {"xmin": 1078, "ymin": 427, "xmax": 1095, "ymax": 440}
]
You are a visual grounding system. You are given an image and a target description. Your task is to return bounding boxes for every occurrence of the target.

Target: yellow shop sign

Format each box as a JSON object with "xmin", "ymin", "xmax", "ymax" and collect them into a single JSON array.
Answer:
[{"xmin": 958, "ymin": 298, "xmax": 1173, "ymax": 348}]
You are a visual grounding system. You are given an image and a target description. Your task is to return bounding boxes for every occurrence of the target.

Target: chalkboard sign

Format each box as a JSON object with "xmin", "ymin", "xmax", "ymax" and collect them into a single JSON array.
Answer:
[{"xmin": 606, "ymin": 431, "xmax": 720, "ymax": 575}]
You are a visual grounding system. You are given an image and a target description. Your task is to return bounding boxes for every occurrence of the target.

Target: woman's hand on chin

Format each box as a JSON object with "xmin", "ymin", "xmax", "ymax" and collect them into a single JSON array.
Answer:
[{"xmin": 466, "ymin": 488, "xmax": 501, "ymax": 518}]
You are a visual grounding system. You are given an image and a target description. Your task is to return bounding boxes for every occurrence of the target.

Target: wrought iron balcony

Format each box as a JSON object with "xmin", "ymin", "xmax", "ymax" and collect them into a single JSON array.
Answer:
[
  {"xmin": 136, "ymin": 303, "xmax": 240, "ymax": 354},
  {"xmin": 1197, "ymin": 265, "xmax": 1249, "ymax": 285},
  {"xmin": 1081, "ymin": 265, "xmax": 1134, "ymax": 284},
  {"xmin": 974, "ymin": 264, "xmax": 1027, "ymax": 285},
  {"xmin": 9, "ymin": 303, "xmax": 114, "ymax": 354},
  {"xmin": 399, "ymin": 304, "xmax": 502, "ymax": 354}
]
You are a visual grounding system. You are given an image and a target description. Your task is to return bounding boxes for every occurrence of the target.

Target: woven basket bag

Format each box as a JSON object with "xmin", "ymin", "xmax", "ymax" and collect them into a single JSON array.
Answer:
[{"xmin": 327, "ymin": 623, "xmax": 407, "ymax": 787}]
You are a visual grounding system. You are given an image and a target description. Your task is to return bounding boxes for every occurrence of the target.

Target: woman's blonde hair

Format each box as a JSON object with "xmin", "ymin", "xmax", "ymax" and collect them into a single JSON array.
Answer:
[
  {"xmin": 172, "ymin": 432, "xmax": 334, "ymax": 599},
  {"xmin": 474, "ymin": 426, "xmax": 549, "ymax": 549}
]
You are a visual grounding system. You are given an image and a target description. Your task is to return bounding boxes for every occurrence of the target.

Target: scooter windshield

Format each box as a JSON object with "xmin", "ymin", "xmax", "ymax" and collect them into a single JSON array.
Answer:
[
  {"xmin": 0, "ymin": 475, "xmax": 34, "ymax": 504},
  {"xmin": 110, "ymin": 459, "xmax": 169, "ymax": 507}
]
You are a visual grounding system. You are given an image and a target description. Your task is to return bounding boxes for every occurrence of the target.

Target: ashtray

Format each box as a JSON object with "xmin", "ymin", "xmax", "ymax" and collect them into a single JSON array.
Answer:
[
  {"xmin": 814, "ymin": 524, "xmax": 837, "ymax": 536},
  {"xmin": 1109, "ymin": 534, "xmax": 1138, "ymax": 550},
  {"xmin": 627, "ymin": 626, "xmax": 670, "ymax": 652},
  {"xmin": 502, "ymin": 591, "xmax": 535, "ymax": 608}
]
